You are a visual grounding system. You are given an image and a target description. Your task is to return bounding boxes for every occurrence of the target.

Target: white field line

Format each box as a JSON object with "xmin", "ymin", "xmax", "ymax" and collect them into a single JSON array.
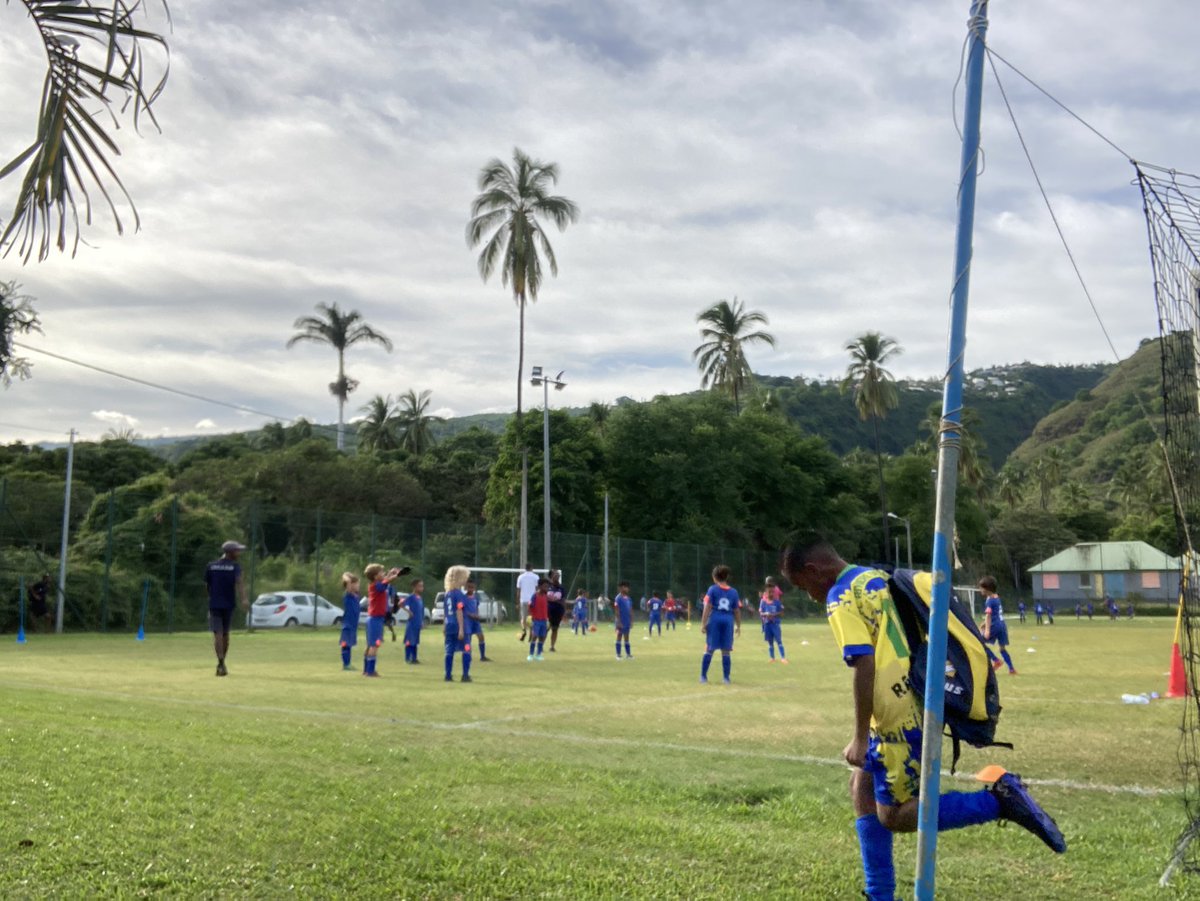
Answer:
[{"xmin": 4, "ymin": 680, "xmax": 1178, "ymax": 798}]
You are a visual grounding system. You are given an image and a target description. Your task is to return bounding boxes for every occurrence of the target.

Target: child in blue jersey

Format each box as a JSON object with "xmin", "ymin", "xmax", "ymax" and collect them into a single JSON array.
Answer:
[
  {"xmin": 782, "ymin": 536, "xmax": 1065, "ymax": 901},
  {"xmin": 700, "ymin": 564, "xmax": 742, "ymax": 683},
  {"xmin": 647, "ymin": 591, "xmax": 664, "ymax": 636},
  {"xmin": 979, "ymin": 576, "xmax": 1017, "ymax": 675},
  {"xmin": 573, "ymin": 589, "xmax": 589, "ymax": 635},
  {"xmin": 758, "ymin": 585, "xmax": 787, "ymax": 663},
  {"xmin": 464, "ymin": 580, "xmax": 491, "ymax": 662},
  {"xmin": 339, "ymin": 572, "xmax": 361, "ymax": 670},
  {"xmin": 614, "ymin": 581, "xmax": 633, "ymax": 659},
  {"xmin": 395, "ymin": 578, "xmax": 425, "ymax": 664},
  {"xmin": 441, "ymin": 565, "xmax": 473, "ymax": 682}
]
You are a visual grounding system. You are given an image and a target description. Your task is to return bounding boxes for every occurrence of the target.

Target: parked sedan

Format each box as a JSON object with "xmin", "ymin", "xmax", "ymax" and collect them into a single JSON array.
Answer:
[{"xmin": 251, "ymin": 592, "xmax": 344, "ymax": 628}]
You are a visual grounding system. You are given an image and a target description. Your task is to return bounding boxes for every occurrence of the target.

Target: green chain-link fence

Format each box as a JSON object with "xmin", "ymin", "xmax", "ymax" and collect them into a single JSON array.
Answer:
[{"xmin": 0, "ymin": 477, "xmax": 784, "ymax": 634}]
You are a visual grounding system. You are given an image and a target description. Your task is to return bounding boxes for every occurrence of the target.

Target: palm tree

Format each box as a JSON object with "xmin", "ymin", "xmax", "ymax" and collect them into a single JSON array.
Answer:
[
  {"xmin": 842, "ymin": 332, "xmax": 903, "ymax": 562},
  {"xmin": 356, "ymin": 395, "xmax": 401, "ymax": 454},
  {"xmin": 1, "ymin": 2, "xmax": 169, "ymax": 262},
  {"xmin": 1032, "ymin": 446, "xmax": 1066, "ymax": 511},
  {"xmin": 692, "ymin": 298, "xmax": 776, "ymax": 414},
  {"xmin": 286, "ymin": 302, "xmax": 392, "ymax": 452},
  {"xmin": 396, "ymin": 389, "xmax": 443, "ymax": 456},
  {"xmin": 996, "ymin": 464, "xmax": 1024, "ymax": 509},
  {"xmin": 0, "ymin": 281, "xmax": 41, "ymax": 386},
  {"xmin": 466, "ymin": 147, "xmax": 579, "ymax": 563}
]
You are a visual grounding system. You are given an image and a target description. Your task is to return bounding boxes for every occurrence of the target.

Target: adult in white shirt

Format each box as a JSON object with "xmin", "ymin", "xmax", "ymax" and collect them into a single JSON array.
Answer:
[{"xmin": 516, "ymin": 563, "xmax": 539, "ymax": 641}]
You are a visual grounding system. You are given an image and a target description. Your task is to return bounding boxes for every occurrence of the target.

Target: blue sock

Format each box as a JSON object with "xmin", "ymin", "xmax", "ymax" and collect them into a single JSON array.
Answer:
[
  {"xmin": 615, "ymin": 641, "xmax": 621, "ymax": 657},
  {"xmin": 537, "ymin": 640, "xmax": 544, "ymax": 655},
  {"xmin": 462, "ymin": 651, "xmax": 472, "ymax": 678},
  {"xmin": 366, "ymin": 656, "xmax": 375, "ymax": 675},
  {"xmin": 986, "ymin": 646, "xmax": 999, "ymax": 664},
  {"xmin": 701, "ymin": 652, "xmax": 713, "ymax": 679},
  {"xmin": 855, "ymin": 814, "xmax": 895, "ymax": 901},
  {"xmin": 341, "ymin": 645, "xmax": 350, "ymax": 666},
  {"xmin": 938, "ymin": 790, "xmax": 1000, "ymax": 830},
  {"xmin": 768, "ymin": 643, "xmax": 775, "ymax": 659},
  {"xmin": 624, "ymin": 641, "xmax": 631, "ymax": 656},
  {"xmin": 479, "ymin": 640, "xmax": 486, "ymax": 658},
  {"xmin": 1001, "ymin": 649, "xmax": 1014, "ymax": 670},
  {"xmin": 444, "ymin": 652, "xmax": 454, "ymax": 679},
  {"xmin": 722, "ymin": 655, "xmax": 731, "ymax": 680},
  {"xmin": 778, "ymin": 642, "xmax": 786, "ymax": 658}
]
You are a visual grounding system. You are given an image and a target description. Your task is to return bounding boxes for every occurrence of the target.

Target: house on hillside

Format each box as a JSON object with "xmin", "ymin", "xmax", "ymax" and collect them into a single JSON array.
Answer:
[{"xmin": 1028, "ymin": 541, "xmax": 1181, "ymax": 604}]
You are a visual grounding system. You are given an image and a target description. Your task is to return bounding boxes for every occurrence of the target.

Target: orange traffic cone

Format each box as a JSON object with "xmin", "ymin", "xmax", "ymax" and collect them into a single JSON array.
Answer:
[{"xmin": 1167, "ymin": 600, "xmax": 1189, "ymax": 699}]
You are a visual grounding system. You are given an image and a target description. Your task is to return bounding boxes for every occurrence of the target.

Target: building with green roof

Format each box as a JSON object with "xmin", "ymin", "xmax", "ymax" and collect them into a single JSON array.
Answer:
[{"xmin": 1028, "ymin": 541, "xmax": 1181, "ymax": 606}]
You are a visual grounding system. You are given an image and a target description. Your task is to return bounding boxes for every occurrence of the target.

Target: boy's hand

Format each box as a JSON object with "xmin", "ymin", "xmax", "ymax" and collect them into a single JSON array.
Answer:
[
  {"xmin": 735, "ymin": 624, "xmax": 741, "ymax": 637},
  {"xmin": 843, "ymin": 737, "xmax": 868, "ymax": 768}
]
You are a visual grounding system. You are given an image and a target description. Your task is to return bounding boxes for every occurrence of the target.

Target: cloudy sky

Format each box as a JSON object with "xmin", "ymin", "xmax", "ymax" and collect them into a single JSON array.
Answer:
[{"xmin": 1, "ymin": 0, "xmax": 1197, "ymax": 444}]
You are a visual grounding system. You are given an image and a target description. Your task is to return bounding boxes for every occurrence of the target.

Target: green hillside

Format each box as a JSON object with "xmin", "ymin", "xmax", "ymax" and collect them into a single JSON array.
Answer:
[{"xmin": 1008, "ymin": 338, "xmax": 1162, "ymax": 485}]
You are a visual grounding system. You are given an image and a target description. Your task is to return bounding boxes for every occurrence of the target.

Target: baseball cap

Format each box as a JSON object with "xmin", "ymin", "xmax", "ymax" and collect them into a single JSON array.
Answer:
[{"xmin": 221, "ymin": 540, "xmax": 246, "ymax": 553}]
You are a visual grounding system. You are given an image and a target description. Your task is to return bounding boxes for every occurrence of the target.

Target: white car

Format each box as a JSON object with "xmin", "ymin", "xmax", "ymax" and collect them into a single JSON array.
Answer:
[
  {"xmin": 430, "ymin": 590, "xmax": 508, "ymax": 624},
  {"xmin": 250, "ymin": 592, "xmax": 344, "ymax": 628}
]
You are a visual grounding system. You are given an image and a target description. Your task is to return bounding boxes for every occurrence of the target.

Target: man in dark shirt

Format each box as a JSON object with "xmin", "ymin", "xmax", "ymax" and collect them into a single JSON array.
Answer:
[{"xmin": 205, "ymin": 540, "xmax": 248, "ymax": 676}]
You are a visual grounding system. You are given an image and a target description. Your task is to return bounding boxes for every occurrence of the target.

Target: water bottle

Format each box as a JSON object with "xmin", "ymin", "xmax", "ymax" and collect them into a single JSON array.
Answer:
[{"xmin": 1121, "ymin": 693, "xmax": 1151, "ymax": 705}]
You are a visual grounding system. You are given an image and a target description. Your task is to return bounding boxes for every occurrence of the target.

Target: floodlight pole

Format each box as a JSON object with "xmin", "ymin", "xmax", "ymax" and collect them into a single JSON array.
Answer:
[
  {"xmin": 915, "ymin": 3, "xmax": 988, "ymax": 899},
  {"xmin": 530, "ymin": 367, "xmax": 566, "ymax": 572},
  {"xmin": 55, "ymin": 428, "xmax": 76, "ymax": 634},
  {"xmin": 889, "ymin": 512, "xmax": 913, "ymax": 571}
]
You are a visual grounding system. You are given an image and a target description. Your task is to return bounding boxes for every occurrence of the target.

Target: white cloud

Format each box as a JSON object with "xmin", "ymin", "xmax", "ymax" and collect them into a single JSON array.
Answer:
[
  {"xmin": 1, "ymin": 0, "xmax": 1197, "ymax": 444},
  {"xmin": 194, "ymin": 419, "xmax": 218, "ymax": 431},
  {"xmin": 91, "ymin": 411, "xmax": 139, "ymax": 427}
]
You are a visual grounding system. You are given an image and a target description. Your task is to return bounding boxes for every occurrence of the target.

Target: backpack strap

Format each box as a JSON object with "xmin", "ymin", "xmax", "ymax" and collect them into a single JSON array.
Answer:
[{"xmin": 944, "ymin": 730, "xmax": 1014, "ymax": 773}]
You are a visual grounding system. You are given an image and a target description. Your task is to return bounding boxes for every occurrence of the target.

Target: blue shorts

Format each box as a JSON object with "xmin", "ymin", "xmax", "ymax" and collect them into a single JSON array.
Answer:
[
  {"xmin": 208, "ymin": 608, "xmax": 233, "ymax": 634},
  {"xmin": 403, "ymin": 622, "xmax": 421, "ymax": 646},
  {"xmin": 340, "ymin": 626, "xmax": 357, "ymax": 647},
  {"xmin": 616, "ymin": 617, "xmax": 631, "ymax": 633},
  {"xmin": 366, "ymin": 616, "xmax": 385, "ymax": 648},
  {"xmin": 762, "ymin": 621, "xmax": 782, "ymax": 643},
  {"xmin": 987, "ymin": 623, "xmax": 1010, "ymax": 647},
  {"xmin": 706, "ymin": 615, "xmax": 735, "ymax": 652},
  {"xmin": 444, "ymin": 634, "xmax": 471, "ymax": 654},
  {"xmin": 470, "ymin": 619, "xmax": 484, "ymax": 637},
  {"xmin": 648, "ymin": 613, "xmax": 661, "ymax": 625},
  {"xmin": 863, "ymin": 726, "xmax": 923, "ymax": 808},
  {"xmin": 531, "ymin": 619, "xmax": 548, "ymax": 639},
  {"xmin": 666, "ymin": 611, "xmax": 676, "ymax": 621}
]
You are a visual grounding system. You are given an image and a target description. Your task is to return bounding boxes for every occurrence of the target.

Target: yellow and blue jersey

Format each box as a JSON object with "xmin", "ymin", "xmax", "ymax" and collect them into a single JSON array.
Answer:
[{"xmin": 825, "ymin": 566, "xmax": 919, "ymax": 737}]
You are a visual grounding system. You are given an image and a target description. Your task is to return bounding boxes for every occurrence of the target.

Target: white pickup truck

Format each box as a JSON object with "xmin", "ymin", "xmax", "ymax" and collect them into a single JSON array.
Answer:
[{"xmin": 430, "ymin": 589, "xmax": 509, "ymax": 624}]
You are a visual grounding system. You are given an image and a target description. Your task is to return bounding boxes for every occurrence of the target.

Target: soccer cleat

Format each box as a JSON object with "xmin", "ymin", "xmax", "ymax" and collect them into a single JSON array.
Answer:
[
  {"xmin": 991, "ymin": 658, "xmax": 1004, "ymax": 671},
  {"xmin": 699, "ymin": 677, "xmax": 708, "ymax": 684},
  {"xmin": 479, "ymin": 656, "xmax": 491, "ymax": 662},
  {"xmin": 780, "ymin": 658, "xmax": 789, "ymax": 665},
  {"xmin": 461, "ymin": 675, "xmax": 473, "ymax": 683},
  {"xmin": 989, "ymin": 771, "xmax": 1067, "ymax": 853},
  {"xmin": 444, "ymin": 675, "xmax": 453, "ymax": 682},
  {"xmin": 518, "ymin": 630, "xmax": 527, "ymax": 642},
  {"xmin": 723, "ymin": 678, "xmax": 731, "ymax": 685},
  {"xmin": 342, "ymin": 664, "xmax": 353, "ymax": 671},
  {"xmin": 615, "ymin": 655, "xmax": 623, "ymax": 660},
  {"xmin": 535, "ymin": 654, "xmax": 544, "ymax": 661},
  {"xmin": 1008, "ymin": 669, "xmax": 1018, "ymax": 675},
  {"xmin": 216, "ymin": 662, "xmax": 227, "ymax": 677},
  {"xmin": 767, "ymin": 658, "xmax": 775, "ymax": 663},
  {"xmin": 527, "ymin": 654, "xmax": 535, "ymax": 662}
]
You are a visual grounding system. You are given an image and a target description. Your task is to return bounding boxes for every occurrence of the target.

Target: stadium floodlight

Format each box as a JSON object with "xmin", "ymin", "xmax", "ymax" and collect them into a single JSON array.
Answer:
[
  {"xmin": 530, "ymin": 366, "xmax": 567, "ymax": 571},
  {"xmin": 888, "ymin": 512, "xmax": 913, "ymax": 570}
]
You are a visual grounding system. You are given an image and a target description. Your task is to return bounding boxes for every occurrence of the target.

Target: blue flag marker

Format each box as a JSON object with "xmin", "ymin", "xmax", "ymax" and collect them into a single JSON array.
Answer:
[
  {"xmin": 17, "ymin": 575, "xmax": 26, "ymax": 644},
  {"xmin": 136, "ymin": 579, "xmax": 150, "ymax": 641}
]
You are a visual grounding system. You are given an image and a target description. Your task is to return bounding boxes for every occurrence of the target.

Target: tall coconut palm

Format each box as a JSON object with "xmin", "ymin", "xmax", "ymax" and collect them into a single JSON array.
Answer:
[
  {"xmin": 1, "ymin": 1, "xmax": 169, "ymax": 262},
  {"xmin": 466, "ymin": 147, "xmax": 579, "ymax": 563},
  {"xmin": 357, "ymin": 395, "xmax": 401, "ymax": 454},
  {"xmin": 842, "ymin": 332, "xmax": 903, "ymax": 562},
  {"xmin": 286, "ymin": 302, "xmax": 392, "ymax": 452},
  {"xmin": 693, "ymin": 297, "xmax": 776, "ymax": 414},
  {"xmin": 396, "ymin": 388, "xmax": 442, "ymax": 456},
  {"xmin": 996, "ymin": 463, "xmax": 1024, "ymax": 509}
]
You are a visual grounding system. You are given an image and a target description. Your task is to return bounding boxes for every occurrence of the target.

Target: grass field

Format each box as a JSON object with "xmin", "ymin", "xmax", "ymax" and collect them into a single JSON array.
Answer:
[{"xmin": 1, "ymin": 616, "xmax": 1193, "ymax": 899}]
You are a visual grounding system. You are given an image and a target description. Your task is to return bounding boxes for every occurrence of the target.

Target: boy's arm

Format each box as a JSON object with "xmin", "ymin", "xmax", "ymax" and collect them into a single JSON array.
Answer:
[
  {"xmin": 734, "ymin": 605, "xmax": 741, "ymax": 636},
  {"xmin": 236, "ymin": 570, "xmax": 248, "ymax": 610},
  {"xmin": 844, "ymin": 655, "xmax": 875, "ymax": 767},
  {"xmin": 983, "ymin": 606, "xmax": 992, "ymax": 639}
]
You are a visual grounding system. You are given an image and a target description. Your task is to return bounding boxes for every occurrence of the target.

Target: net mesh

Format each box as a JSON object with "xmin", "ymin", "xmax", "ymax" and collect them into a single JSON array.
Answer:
[{"xmin": 1137, "ymin": 161, "xmax": 1200, "ymax": 877}]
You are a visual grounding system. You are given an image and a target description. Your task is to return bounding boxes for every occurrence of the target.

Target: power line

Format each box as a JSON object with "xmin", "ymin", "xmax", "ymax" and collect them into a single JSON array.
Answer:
[
  {"xmin": 12, "ymin": 341, "xmax": 338, "ymax": 437},
  {"xmin": 985, "ymin": 46, "xmax": 1133, "ymax": 162},
  {"xmin": 0, "ymin": 421, "xmax": 73, "ymax": 437}
]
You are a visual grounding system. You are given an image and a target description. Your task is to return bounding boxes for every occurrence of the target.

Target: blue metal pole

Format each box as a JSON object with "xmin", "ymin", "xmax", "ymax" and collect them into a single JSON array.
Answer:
[
  {"xmin": 915, "ymin": 3, "xmax": 989, "ymax": 899},
  {"xmin": 17, "ymin": 574, "xmax": 26, "ymax": 644}
]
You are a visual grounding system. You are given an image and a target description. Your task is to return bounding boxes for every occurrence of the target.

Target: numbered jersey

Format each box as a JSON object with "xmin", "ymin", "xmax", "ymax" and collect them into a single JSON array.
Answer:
[{"xmin": 705, "ymin": 584, "xmax": 741, "ymax": 616}]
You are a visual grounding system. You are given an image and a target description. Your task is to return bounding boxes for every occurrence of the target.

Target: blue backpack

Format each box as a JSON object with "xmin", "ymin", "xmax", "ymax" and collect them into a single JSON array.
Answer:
[{"xmin": 888, "ymin": 568, "xmax": 1011, "ymax": 771}]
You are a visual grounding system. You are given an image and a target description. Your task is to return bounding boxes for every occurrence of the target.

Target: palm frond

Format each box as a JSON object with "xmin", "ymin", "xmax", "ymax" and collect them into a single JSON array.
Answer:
[{"xmin": 1, "ymin": 0, "xmax": 170, "ymax": 262}]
